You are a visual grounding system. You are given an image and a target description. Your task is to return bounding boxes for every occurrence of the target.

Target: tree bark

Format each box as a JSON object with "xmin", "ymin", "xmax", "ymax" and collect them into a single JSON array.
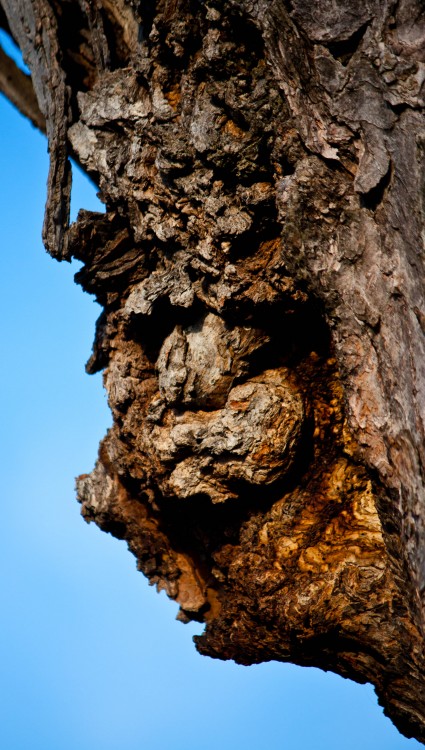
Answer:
[{"xmin": 1, "ymin": 0, "xmax": 424, "ymax": 741}]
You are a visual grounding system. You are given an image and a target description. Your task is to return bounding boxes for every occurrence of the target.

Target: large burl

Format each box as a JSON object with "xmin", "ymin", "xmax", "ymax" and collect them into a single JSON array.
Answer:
[{"xmin": 78, "ymin": 273, "xmax": 425, "ymax": 736}]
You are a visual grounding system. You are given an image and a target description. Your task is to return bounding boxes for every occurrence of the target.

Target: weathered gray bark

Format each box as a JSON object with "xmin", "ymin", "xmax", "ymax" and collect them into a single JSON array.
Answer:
[{"xmin": 1, "ymin": 0, "xmax": 424, "ymax": 741}]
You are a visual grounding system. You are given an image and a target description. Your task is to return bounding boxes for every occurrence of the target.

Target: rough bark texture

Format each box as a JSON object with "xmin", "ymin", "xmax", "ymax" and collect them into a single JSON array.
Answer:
[{"xmin": 1, "ymin": 0, "xmax": 424, "ymax": 741}]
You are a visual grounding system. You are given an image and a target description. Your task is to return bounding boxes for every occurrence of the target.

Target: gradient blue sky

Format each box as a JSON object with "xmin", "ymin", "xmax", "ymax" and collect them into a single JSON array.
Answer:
[{"xmin": 0, "ymin": 41, "xmax": 421, "ymax": 750}]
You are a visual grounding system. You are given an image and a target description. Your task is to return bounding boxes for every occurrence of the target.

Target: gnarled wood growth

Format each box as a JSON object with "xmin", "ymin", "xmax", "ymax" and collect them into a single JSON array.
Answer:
[{"xmin": 1, "ymin": 0, "xmax": 424, "ymax": 741}]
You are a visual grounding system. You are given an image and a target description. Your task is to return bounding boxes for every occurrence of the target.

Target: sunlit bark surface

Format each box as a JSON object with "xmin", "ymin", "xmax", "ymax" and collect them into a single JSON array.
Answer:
[{"xmin": 1, "ymin": 0, "xmax": 424, "ymax": 740}]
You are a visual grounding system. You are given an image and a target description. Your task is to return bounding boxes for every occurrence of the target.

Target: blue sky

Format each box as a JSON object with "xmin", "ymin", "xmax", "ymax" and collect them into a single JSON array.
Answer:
[{"xmin": 0, "ymin": 65, "xmax": 421, "ymax": 749}]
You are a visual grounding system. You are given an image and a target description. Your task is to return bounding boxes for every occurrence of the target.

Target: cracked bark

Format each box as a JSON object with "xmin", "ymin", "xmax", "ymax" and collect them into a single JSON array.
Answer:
[{"xmin": 1, "ymin": 0, "xmax": 425, "ymax": 741}]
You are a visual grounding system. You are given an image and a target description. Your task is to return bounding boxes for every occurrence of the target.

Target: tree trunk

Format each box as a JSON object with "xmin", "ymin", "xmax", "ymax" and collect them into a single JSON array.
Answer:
[{"xmin": 1, "ymin": 0, "xmax": 424, "ymax": 741}]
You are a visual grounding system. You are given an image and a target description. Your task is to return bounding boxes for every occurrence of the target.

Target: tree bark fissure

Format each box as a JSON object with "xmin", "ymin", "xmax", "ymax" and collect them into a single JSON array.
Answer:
[{"xmin": 1, "ymin": 0, "xmax": 425, "ymax": 741}]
